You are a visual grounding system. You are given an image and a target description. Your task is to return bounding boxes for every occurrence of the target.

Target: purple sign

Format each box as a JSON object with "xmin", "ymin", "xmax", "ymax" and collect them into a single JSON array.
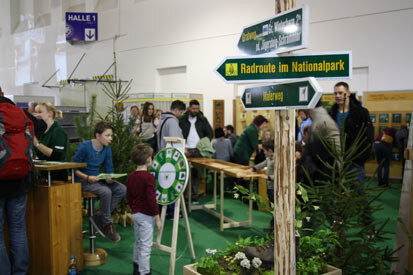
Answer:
[{"xmin": 66, "ymin": 12, "xmax": 98, "ymax": 41}]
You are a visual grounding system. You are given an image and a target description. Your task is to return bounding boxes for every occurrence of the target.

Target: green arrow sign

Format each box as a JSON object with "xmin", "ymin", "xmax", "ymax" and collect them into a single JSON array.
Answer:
[
  {"xmin": 215, "ymin": 51, "xmax": 351, "ymax": 83},
  {"xmin": 238, "ymin": 5, "xmax": 309, "ymax": 55},
  {"xmin": 241, "ymin": 77, "xmax": 322, "ymax": 110}
]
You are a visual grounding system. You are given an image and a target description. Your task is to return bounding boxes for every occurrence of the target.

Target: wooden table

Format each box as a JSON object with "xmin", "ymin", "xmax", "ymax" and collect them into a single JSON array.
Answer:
[
  {"xmin": 34, "ymin": 160, "xmax": 87, "ymax": 186},
  {"xmin": 27, "ymin": 161, "xmax": 86, "ymax": 275},
  {"xmin": 187, "ymin": 158, "xmax": 261, "ymax": 231}
]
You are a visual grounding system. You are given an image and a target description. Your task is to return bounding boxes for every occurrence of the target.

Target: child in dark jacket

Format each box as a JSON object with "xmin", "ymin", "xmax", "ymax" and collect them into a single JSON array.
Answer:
[
  {"xmin": 212, "ymin": 127, "xmax": 233, "ymax": 162},
  {"xmin": 127, "ymin": 144, "xmax": 162, "ymax": 275}
]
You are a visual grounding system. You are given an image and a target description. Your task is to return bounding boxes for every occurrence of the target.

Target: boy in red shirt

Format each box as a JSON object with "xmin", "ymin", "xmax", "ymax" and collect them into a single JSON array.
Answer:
[{"xmin": 127, "ymin": 144, "xmax": 162, "ymax": 275}]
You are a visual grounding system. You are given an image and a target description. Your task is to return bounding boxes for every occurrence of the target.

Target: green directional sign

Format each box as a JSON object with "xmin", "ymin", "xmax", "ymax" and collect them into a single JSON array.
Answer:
[
  {"xmin": 238, "ymin": 5, "xmax": 309, "ymax": 55},
  {"xmin": 241, "ymin": 77, "xmax": 322, "ymax": 111},
  {"xmin": 216, "ymin": 51, "xmax": 351, "ymax": 83}
]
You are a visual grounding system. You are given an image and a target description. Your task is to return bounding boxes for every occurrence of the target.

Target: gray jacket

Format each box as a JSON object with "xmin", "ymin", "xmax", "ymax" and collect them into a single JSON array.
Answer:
[
  {"xmin": 253, "ymin": 157, "xmax": 275, "ymax": 189},
  {"xmin": 312, "ymin": 107, "xmax": 340, "ymax": 152},
  {"xmin": 157, "ymin": 112, "xmax": 183, "ymax": 150}
]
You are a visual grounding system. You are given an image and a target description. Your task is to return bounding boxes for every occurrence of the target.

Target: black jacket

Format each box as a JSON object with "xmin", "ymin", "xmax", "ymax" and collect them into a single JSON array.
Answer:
[
  {"xmin": 0, "ymin": 96, "xmax": 47, "ymax": 198},
  {"xmin": 179, "ymin": 111, "xmax": 213, "ymax": 141},
  {"xmin": 329, "ymin": 94, "xmax": 374, "ymax": 166}
]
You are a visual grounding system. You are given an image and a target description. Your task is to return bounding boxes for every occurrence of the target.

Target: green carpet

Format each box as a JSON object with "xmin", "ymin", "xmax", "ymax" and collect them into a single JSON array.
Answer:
[{"xmin": 80, "ymin": 182, "xmax": 402, "ymax": 275}]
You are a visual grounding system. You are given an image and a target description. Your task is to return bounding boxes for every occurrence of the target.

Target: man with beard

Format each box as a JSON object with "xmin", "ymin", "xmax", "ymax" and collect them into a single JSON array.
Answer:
[{"xmin": 179, "ymin": 100, "xmax": 213, "ymax": 204}]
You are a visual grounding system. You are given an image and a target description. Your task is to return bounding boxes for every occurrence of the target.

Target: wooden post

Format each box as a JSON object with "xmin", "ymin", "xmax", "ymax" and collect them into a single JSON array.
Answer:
[{"xmin": 273, "ymin": 1, "xmax": 296, "ymax": 274}]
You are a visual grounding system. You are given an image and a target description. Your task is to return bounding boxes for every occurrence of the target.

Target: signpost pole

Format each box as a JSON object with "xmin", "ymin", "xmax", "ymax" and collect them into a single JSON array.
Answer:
[{"xmin": 273, "ymin": 1, "xmax": 296, "ymax": 274}]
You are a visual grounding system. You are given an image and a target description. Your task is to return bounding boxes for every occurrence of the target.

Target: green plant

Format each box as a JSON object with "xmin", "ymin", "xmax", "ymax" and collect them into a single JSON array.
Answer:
[
  {"xmin": 230, "ymin": 181, "xmax": 312, "ymax": 237},
  {"xmin": 197, "ymin": 236, "xmax": 272, "ymax": 275},
  {"xmin": 66, "ymin": 94, "xmax": 98, "ymax": 161},
  {"xmin": 297, "ymin": 229, "xmax": 340, "ymax": 275},
  {"xmin": 97, "ymin": 54, "xmax": 137, "ymax": 178},
  {"xmin": 197, "ymin": 255, "xmax": 222, "ymax": 275},
  {"xmin": 300, "ymin": 120, "xmax": 398, "ymax": 274}
]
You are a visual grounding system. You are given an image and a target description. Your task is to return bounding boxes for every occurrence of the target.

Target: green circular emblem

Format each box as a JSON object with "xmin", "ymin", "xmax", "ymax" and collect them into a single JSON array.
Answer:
[{"xmin": 150, "ymin": 147, "xmax": 189, "ymax": 205}]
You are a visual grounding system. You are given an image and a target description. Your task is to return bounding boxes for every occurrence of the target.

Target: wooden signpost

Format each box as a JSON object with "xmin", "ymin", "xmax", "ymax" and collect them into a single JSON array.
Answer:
[
  {"xmin": 215, "ymin": 0, "xmax": 352, "ymax": 273},
  {"xmin": 272, "ymin": 3, "xmax": 297, "ymax": 272}
]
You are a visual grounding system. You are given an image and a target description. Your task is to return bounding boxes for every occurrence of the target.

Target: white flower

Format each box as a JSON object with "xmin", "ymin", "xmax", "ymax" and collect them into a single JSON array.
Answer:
[
  {"xmin": 297, "ymin": 190, "xmax": 302, "ymax": 195},
  {"xmin": 235, "ymin": 252, "xmax": 246, "ymax": 260},
  {"xmin": 234, "ymin": 193, "xmax": 240, "ymax": 199},
  {"xmin": 305, "ymin": 217, "xmax": 311, "ymax": 222},
  {"xmin": 205, "ymin": 248, "xmax": 217, "ymax": 255},
  {"xmin": 313, "ymin": 205, "xmax": 320, "ymax": 210},
  {"xmin": 252, "ymin": 257, "xmax": 262, "ymax": 268},
  {"xmin": 240, "ymin": 258, "xmax": 251, "ymax": 269}
]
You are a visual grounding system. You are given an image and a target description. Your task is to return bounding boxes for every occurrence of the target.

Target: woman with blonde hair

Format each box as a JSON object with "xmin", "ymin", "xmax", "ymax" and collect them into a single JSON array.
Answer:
[
  {"xmin": 254, "ymin": 128, "xmax": 272, "ymax": 164},
  {"xmin": 33, "ymin": 102, "xmax": 68, "ymax": 180}
]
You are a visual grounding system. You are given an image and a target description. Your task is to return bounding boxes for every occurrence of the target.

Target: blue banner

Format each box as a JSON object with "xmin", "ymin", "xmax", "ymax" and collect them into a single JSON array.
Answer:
[{"xmin": 66, "ymin": 12, "xmax": 98, "ymax": 41}]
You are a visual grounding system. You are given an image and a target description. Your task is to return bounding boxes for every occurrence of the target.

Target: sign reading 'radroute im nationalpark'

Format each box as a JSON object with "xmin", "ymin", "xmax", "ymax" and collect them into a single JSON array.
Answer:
[{"xmin": 215, "ymin": 51, "xmax": 351, "ymax": 83}]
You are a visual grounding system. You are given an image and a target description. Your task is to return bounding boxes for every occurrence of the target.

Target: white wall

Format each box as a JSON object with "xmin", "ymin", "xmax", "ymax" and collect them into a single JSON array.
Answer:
[{"xmin": 0, "ymin": 0, "xmax": 412, "ymax": 124}]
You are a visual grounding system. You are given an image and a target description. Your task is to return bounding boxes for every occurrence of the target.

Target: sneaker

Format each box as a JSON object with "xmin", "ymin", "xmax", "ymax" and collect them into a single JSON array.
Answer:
[
  {"xmin": 89, "ymin": 215, "xmax": 106, "ymax": 237},
  {"xmin": 103, "ymin": 223, "xmax": 121, "ymax": 242},
  {"xmin": 243, "ymin": 242, "xmax": 274, "ymax": 263}
]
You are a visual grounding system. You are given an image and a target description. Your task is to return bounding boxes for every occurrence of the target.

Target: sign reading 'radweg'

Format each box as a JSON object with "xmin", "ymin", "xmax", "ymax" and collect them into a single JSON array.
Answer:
[
  {"xmin": 238, "ymin": 5, "xmax": 309, "ymax": 55},
  {"xmin": 215, "ymin": 51, "xmax": 351, "ymax": 83},
  {"xmin": 241, "ymin": 77, "xmax": 322, "ymax": 111}
]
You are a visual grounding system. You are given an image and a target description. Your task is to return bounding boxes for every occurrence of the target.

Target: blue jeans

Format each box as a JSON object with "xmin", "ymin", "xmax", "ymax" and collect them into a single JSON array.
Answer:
[
  {"xmin": 0, "ymin": 193, "xmax": 29, "ymax": 275},
  {"xmin": 81, "ymin": 180, "xmax": 126, "ymax": 225},
  {"xmin": 374, "ymin": 142, "xmax": 392, "ymax": 186},
  {"xmin": 349, "ymin": 163, "xmax": 366, "ymax": 196},
  {"xmin": 132, "ymin": 212, "xmax": 154, "ymax": 274},
  {"xmin": 350, "ymin": 163, "xmax": 366, "ymax": 184}
]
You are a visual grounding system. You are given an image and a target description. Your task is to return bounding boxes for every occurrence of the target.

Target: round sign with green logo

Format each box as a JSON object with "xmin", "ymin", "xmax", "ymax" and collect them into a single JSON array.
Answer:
[{"xmin": 150, "ymin": 147, "xmax": 189, "ymax": 205}]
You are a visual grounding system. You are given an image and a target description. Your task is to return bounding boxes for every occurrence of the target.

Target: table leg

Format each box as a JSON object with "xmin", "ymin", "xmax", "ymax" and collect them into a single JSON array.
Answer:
[
  {"xmin": 188, "ymin": 164, "xmax": 192, "ymax": 213},
  {"xmin": 249, "ymin": 178, "xmax": 253, "ymax": 226},
  {"xmin": 213, "ymin": 171, "xmax": 217, "ymax": 210},
  {"xmin": 48, "ymin": 171, "xmax": 51, "ymax": 187},
  {"xmin": 220, "ymin": 171, "xmax": 224, "ymax": 231}
]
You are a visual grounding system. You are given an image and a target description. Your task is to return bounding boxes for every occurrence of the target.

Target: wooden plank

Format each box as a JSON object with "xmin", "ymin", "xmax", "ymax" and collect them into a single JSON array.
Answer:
[
  {"xmin": 31, "ymin": 185, "xmax": 52, "ymax": 275},
  {"xmin": 26, "ymin": 183, "xmax": 83, "ymax": 275},
  {"xmin": 34, "ymin": 161, "xmax": 87, "ymax": 171},
  {"xmin": 68, "ymin": 183, "xmax": 84, "ymax": 270},
  {"xmin": 213, "ymin": 99, "xmax": 225, "ymax": 130},
  {"xmin": 258, "ymin": 177, "xmax": 270, "ymax": 211}
]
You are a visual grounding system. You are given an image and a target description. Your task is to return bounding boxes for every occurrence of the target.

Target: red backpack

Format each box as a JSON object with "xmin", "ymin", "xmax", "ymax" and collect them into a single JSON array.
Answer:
[{"xmin": 0, "ymin": 103, "xmax": 34, "ymax": 180}]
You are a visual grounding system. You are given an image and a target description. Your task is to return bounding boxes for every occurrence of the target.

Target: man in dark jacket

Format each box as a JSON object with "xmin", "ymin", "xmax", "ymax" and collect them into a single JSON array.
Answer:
[
  {"xmin": 0, "ymin": 87, "xmax": 46, "ymax": 275},
  {"xmin": 329, "ymin": 82, "xmax": 374, "ymax": 183},
  {"xmin": 179, "ymin": 100, "xmax": 213, "ymax": 203}
]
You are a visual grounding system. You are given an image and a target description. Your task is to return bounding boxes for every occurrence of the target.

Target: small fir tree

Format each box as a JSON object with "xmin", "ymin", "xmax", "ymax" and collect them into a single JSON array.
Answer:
[
  {"xmin": 300, "ymin": 115, "xmax": 398, "ymax": 274},
  {"xmin": 98, "ymin": 53, "xmax": 136, "ymax": 177},
  {"xmin": 71, "ymin": 53, "xmax": 138, "ymax": 216}
]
